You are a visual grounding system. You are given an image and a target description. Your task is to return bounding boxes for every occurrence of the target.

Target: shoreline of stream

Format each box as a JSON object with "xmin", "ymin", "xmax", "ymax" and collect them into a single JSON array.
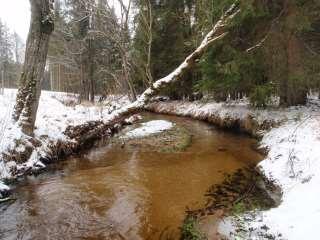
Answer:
[
  {"xmin": 1, "ymin": 97, "xmax": 282, "ymax": 239},
  {"xmin": 0, "ymin": 113, "xmax": 264, "ymax": 240},
  {"xmin": 2, "ymin": 94, "xmax": 318, "ymax": 239},
  {"xmin": 144, "ymin": 101, "xmax": 284, "ymax": 239},
  {"xmin": 144, "ymin": 99, "xmax": 320, "ymax": 239}
]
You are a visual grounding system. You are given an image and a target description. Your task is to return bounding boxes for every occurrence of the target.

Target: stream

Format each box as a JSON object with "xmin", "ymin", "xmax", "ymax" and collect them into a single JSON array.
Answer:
[{"xmin": 0, "ymin": 113, "xmax": 262, "ymax": 240}]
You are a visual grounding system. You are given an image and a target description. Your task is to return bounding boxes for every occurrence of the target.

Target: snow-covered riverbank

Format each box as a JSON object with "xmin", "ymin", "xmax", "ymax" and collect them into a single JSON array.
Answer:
[
  {"xmin": 147, "ymin": 99, "xmax": 320, "ymax": 240},
  {"xmin": 1, "ymin": 89, "xmax": 320, "ymax": 239},
  {"xmin": 0, "ymin": 89, "xmax": 129, "ymax": 191},
  {"xmin": 228, "ymin": 112, "xmax": 320, "ymax": 240}
]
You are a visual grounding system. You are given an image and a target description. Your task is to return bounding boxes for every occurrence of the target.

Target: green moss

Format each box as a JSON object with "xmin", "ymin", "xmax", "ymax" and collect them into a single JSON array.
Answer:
[
  {"xmin": 181, "ymin": 216, "xmax": 206, "ymax": 240},
  {"xmin": 161, "ymin": 127, "xmax": 192, "ymax": 153},
  {"xmin": 231, "ymin": 202, "xmax": 246, "ymax": 215},
  {"xmin": 180, "ymin": 168, "xmax": 278, "ymax": 239},
  {"xmin": 115, "ymin": 124, "xmax": 192, "ymax": 153}
]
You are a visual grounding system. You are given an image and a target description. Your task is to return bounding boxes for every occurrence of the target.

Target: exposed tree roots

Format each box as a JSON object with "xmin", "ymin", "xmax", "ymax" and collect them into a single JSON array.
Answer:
[{"xmin": 1, "ymin": 116, "xmax": 140, "ymax": 183}]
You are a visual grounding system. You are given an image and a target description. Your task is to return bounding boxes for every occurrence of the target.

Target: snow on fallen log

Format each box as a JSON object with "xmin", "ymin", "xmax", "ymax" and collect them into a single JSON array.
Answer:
[
  {"xmin": 0, "ymin": 181, "xmax": 10, "ymax": 199},
  {"xmin": 0, "ymin": 90, "xmax": 131, "ymax": 182},
  {"xmin": 0, "ymin": 1, "xmax": 239, "ymax": 191},
  {"xmin": 101, "ymin": 1, "xmax": 240, "ymax": 125}
]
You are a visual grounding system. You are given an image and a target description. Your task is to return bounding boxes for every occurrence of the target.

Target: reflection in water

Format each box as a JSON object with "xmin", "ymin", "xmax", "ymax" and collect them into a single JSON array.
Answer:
[
  {"xmin": 105, "ymin": 151, "xmax": 149, "ymax": 240},
  {"xmin": 0, "ymin": 114, "xmax": 262, "ymax": 240}
]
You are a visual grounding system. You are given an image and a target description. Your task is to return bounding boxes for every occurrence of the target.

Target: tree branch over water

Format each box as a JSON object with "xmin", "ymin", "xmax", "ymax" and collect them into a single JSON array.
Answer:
[{"xmin": 102, "ymin": 1, "xmax": 240, "ymax": 124}]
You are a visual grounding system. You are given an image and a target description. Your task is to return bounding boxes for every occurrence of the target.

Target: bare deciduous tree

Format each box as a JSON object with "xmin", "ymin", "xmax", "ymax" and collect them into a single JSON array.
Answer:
[
  {"xmin": 133, "ymin": 0, "xmax": 153, "ymax": 86},
  {"xmin": 13, "ymin": 0, "xmax": 55, "ymax": 136},
  {"xmin": 91, "ymin": 0, "xmax": 137, "ymax": 101}
]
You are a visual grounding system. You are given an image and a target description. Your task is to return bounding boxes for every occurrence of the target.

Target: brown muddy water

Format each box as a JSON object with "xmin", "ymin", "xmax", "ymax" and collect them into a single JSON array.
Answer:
[{"xmin": 0, "ymin": 114, "xmax": 262, "ymax": 240}]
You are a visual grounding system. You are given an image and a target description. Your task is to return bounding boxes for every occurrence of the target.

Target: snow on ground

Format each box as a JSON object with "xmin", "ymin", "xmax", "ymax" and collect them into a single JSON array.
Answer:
[
  {"xmin": 148, "ymin": 99, "xmax": 319, "ymax": 128},
  {"xmin": 149, "ymin": 99, "xmax": 320, "ymax": 239},
  {"xmin": 0, "ymin": 181, "xmax": 10, "ymax": 197},
  {"xmin": 181, "ymin": 100, "xmax": 320, "ymax": 239},
  {"xmin": 1, "ymin": 89, "xmax": 320, "ymax": 239},
  {"xmin": 0, "ymin": 89, "xmax": 129, "ymax": 142},
  {"xmin": 0, "ymin": 89, "xmax": 129, "ymax": 184},
  {"xmin": 218, "ymin": 113, "xmax": 320, "ymax": 239},
  {"xmin": 35, "ymin": 91, "xmax": 129, "ymax": 140},
  {"xmin": 249, "ymin": 116, "xmax": 320, "ymax": 240},
  {"xmin": 124, "ymin": 120, "xmax": 173, "ymax": 138}
]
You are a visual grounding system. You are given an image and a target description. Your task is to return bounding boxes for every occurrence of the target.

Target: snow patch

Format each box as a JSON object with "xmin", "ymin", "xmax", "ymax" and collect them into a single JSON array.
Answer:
[
  {"xmin": 0, "ymin": 181, "xmax": 9, "ymax": 191},
  {"xmin": 219, "ymin": 115, "xmax": 320, "ymax": 240},
  {"xmin": 0, "ymin": 181, "xmax": 10, "ymax": 198},
  {"xmin": 124, "ymin": 120, "xmax": 173, "ymax": 138}
]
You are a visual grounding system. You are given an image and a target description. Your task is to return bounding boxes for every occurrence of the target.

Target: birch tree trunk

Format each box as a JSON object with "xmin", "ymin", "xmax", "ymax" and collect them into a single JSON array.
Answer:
[
  {"xmin": 65, "ymin": 1, "xmax": 240, "ymax": 148},
  {"xmin": 103, "ymin": 2, "xmax": 240, "ymax": 123},
  {"xmin": 4, "ymin": 1, "xmax": 239, "ymax": 165},
  {"xmin": 12, "ymin": 0, "xmax": 54, "ymax": 136}
]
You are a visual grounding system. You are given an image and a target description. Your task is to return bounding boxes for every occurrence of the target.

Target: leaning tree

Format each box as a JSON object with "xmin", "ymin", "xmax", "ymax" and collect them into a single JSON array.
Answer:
[
  {"xmin": 98, "ymin": 2, "xmax": 240, "ymax": 123},
  {"xmin": 13, "ymin": 0, "xmax": 55, "ymax": 136},
  {"xmin": 65, "ymin": 2, "xmax": 241, "ymax": 147},
  {"xmin": 4, "ymin": 1, "xmax": 239, "ymax": 164}
]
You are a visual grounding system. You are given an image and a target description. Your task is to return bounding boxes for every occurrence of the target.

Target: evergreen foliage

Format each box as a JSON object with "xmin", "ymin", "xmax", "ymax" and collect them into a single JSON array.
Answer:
[
  {"xmin": 4, "ymin": 0, "xmax": 320, "ymax": 107},
  {"xmin": 0, "ymin": 19, "xmax": 23, "ymax": 89},
  {"xmin": 137, "ymin": 0, "xmax": 319, "ymax": 106}
]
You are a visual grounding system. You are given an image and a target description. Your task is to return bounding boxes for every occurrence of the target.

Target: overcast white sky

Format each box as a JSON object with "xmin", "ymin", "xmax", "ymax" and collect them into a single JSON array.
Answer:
[
  {"xmin": 0, "ymin": 0, "xmax": 31, "ymax": 41},
  {"xmin": 0, "ymin": 0, "xmax": 129, "ymax": 42}
]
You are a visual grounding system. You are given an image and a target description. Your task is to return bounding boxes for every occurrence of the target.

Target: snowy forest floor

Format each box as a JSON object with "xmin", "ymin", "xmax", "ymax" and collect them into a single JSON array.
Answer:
[
  {"xmin": 0, "ymin": 89, "xmax": 130, "ymax": 186},
  {"xmin": 1, "ymin": 89, "xmax": 320, "ymax": 239}
]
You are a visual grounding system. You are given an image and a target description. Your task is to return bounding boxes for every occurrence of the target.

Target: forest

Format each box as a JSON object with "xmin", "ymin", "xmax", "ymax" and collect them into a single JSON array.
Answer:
[{"xmin": 0, "ymin": 0, "xmax": 320, "ymax": 239}]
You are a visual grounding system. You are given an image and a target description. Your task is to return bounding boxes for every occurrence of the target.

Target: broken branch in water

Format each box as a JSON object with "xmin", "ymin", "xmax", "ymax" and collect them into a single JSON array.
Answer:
[{"xmin": 0, "ymin": 197, "xmax": 16, "ymax": 204}]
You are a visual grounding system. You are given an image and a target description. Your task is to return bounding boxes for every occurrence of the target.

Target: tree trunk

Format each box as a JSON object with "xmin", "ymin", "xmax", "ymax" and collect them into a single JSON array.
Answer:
[
  {"xmin": 64, "ymin": 2, "xmax": 240, "ymax": 153},
  {"xmin": 79, "ymin": 41, "xmax": 90, "ymax": 102},
  {"xmin": 88, "ymin": 38, "xmax": 95, "ymax": 103},
  {"xmin": 278, "ymin": 1, "xmax": 308, "ymax": 107},
  {"xmin": 12, "ymin": 0, "xmax": 54, "ymax": 136},
  {"xmin": 102, "ymin": 2, "xmax": 240, "ymax": 123},
  {"xmin": 3, "ymin": 1, "xmax": 238, "ymax": 166}
]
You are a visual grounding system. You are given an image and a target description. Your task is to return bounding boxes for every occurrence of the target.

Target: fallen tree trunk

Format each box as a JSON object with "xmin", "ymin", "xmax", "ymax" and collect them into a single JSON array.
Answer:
[
  {"xmin": 1, "ymin": 2, "xmax": 239, "ymax": 167},
  {"xmin": 1, "ymin": 0, "xmax": 55, "ymax": 166},
  {"xmin": 63, "ymin": 117, "xmax": 131, "ymax": 151},
  {"xmin": 41, "ymin": 117, "xmax": 135, "ymax": 164},
  {"xmin": 0, "ymin": 2, "xmax": 240, "ymax": 197},
  {"xmin": 4, "ymin": 116, "xmax": 139, "ymax": 180},
  {"xmin": 63, "ymin": 1, "xmax": 240, "ymax": 151},
  {"xmin": 100, "ymin": 1, "xmax": 240, "ymax": 124}
]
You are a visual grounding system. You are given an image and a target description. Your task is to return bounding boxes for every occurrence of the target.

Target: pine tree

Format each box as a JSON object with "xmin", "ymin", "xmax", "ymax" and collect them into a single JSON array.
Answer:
[{"xmin": 133, "ymin": 0, "xmax": 196, "ymax": 98}]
